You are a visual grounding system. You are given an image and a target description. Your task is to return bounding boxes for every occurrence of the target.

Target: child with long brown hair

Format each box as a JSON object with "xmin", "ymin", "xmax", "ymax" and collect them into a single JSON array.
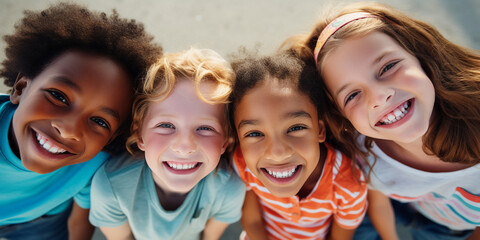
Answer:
[{"xmin": 286, "ymin": 2, "xmax": 480, "ymax": 240}]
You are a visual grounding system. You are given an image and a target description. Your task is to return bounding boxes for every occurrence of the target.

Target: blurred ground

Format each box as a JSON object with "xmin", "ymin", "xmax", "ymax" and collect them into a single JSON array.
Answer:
[
  {"xmin": 0, "ymin": 0, "xmax": 479, "ymax": 92},
  {"xmin": 1, "ymin": 0, "xmax": 478, "ymax": 239}
]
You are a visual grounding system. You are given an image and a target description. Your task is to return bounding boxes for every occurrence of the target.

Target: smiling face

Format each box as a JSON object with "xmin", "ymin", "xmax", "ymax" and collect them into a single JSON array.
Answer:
[
  {"xmin": 234, "ymin": 79, "xmax": 326, "ymax": 198},
  {"xmin": 9, "ymin": 51, "xmax": 133, "ymax": 174},
  {"xmin": 321, "ymin": 32, "xmax": 435, "ymax": 144},
  {"xmin": 137, "ymin": 79, "xmax": 228, "ymax": 195}
]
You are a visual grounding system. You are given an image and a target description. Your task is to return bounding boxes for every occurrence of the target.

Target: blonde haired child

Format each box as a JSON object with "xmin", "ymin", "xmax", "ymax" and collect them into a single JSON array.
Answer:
[
  {"xmin": 90, "ymin": 48, "xmax": 245, "ymax": 240},
  {"xmin": 287, "ymin": 2, "xmax": 480, "ymax": 239}
]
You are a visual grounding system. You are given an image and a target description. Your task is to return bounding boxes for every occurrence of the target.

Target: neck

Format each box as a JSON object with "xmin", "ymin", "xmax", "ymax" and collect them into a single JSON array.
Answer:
[
  {"xmin": 8, "ymin": 122, "xmax": 20, "ymax": 158},
  {"xmin": 297, "ymin": 144, "xmax": 326, "ymax": 199},
  {"xmin": 375, "ymin": 137, "xmax": 472, "ymax": 172},
  {"xmin": 151, "ymin": 173, "xmax": 188, "ymax": 211}
]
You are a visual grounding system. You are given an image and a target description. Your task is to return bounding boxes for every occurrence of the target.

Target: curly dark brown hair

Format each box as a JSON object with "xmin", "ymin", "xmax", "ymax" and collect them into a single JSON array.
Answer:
[
  {"xmin": 1, "ymin": 2, "xmax": 162, "ymax": 89},
  {"xmin": 1, "ymin": 2, "xmax": 162, "ymax": 154}
]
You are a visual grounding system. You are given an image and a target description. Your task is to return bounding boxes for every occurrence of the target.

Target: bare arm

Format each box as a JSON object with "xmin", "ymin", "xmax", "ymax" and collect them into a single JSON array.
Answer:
[
  {"xmin": 68, "ymin": 201, "xmax": 95, "ymax": 240},
  {"xmin": 241, "ymin": 190, "xmax": 269, "ymax": 240},
  {"xmin": 99, "ymin": 222, "xmax": 134, "ymax": 240},
  {"xmin": 202, "ymin": 218, "xmax": 230, "ymax": 240},
  {"xmin": 367, "ymin": 190, "xmax": 399, "ymax": 240},
  {"xmin": 326, "ymin": 219, "xmax": 355, "ymax": 240},
  {"xmin": 466, "ymin": 227, "xmax": 480, "ymax": 240}
]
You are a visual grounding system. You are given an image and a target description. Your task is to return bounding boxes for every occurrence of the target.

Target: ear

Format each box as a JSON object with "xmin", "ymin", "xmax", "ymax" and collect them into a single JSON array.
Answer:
[
  {"xmin": 137, "ymin": 136, "xmax": 146, "ymax": 151},
  {"xmin": 317, "ymin": 120, "xmax": 327, "ymax": 143},
  {"xmin": 132, "ymin": 123, "xmax": 146, "ymax": 151},
  {"xmin": 220, "ymin": 136, "xmax": 230, "ymax": 155},
  {"xmin": 10, "ymin": 73, "xmax": 31, "ymax": 104}
]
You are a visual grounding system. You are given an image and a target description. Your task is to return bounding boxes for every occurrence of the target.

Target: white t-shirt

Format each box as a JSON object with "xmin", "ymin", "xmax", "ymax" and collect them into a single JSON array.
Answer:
[{"xmin": 359, "ymin": 135, "xmax": 480, "ymax": 230}]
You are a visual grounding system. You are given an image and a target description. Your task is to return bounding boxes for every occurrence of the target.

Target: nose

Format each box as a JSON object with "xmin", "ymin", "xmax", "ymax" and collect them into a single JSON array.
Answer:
[
  {"xmin": 369, "ymin": 85, "xmax": 395, "ymax": 109},
  {"xmin": 171, "ymin": 131, "xmax": 197, "ymax": 156},
  {"xmin": 51, "ymin": 116, "xmax": 82, "ymax": 141},
  {"xmin": 264, "ymin": 136, "xmax": 294, "ymax": 162}
]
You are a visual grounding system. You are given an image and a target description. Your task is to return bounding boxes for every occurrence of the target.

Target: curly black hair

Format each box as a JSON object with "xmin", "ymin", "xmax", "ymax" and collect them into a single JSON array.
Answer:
[
  {"xmin": 1, "ymin": 2, "xmax": 162, "ymax": 88},
  {"xmin": 229, "ymin": 50, "xmax": 332, "ymax": 144},
  {"xmin": 1, "ymin": 2, "xmax": 162, "ymax": 154}
]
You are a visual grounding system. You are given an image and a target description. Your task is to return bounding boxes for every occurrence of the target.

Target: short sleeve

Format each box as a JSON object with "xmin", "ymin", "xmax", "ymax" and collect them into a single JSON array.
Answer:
[
  {"xmin": 233, "ymin": 148, "xmax": 252, "ymax": 191},
  {"xmin": 89, "ymin": 164, "xmax": 127, "ymax": 227},
  {"xmin": 73, "ymin": 179, "xmax": 92, "ymax": 209},
  {"xmin": 333, "ymin": 154, "xmax": 367, "ymax": 229},
  {"xmin": 213, "ymin": 172, "xmax": 246, "ymax": 223}
]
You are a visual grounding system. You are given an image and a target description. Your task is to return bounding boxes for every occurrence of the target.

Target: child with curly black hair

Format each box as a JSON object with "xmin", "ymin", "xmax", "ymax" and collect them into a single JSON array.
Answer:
[{"xmin": 0, "ymin": 2, "xmax": 161, "ymax": 239}]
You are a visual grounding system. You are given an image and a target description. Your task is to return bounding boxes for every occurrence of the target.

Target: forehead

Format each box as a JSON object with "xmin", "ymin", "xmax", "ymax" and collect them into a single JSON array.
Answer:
[
  {"xmin": 146, "ymin": 80, "xmax": 225, "ymax": 121},
  {"xmin": 322, "ymin": 32, "xmax": 404, "ymax": 80},
  {"xmin": 235, "ymin": 80, "xmax": 317, "ymax": 121},
  {"xmin": 35, "ymin": 51, "xmax": 133, "ymax": 115}
]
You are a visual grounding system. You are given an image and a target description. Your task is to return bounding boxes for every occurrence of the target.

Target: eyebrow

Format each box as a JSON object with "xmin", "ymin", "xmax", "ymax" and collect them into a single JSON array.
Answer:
[
  {"xmin": 286, "ymin": 110, "xmax": 312, "ymax": 119},
  {"xmin": 237, "ymin": 119, "xmax": 259, "ymax": 130},
  {"xmin": 53, "ymin": 76, "xmax": 120, "ymax": 122},
  {"xmin": 101, "ymin": 107, "xmax": 121, "ymax": 122},
  {"xmin": 53, "ymin": 76, "xmax": 81, "ymax": 92},
  {"xmin": 237, "ymin": 111, "xmax": 312, "ymax": 130}
]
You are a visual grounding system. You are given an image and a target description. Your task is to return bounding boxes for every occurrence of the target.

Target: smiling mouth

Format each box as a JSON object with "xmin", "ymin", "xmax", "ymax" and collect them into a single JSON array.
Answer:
[
  {"xmin": 262, "ymin": 165, "xmax": 301, "ymax": 179},
  {"xmin": 165, "ymin": 161, "xmax": 200, "ymax": 170},
  {"xmin": 377, "ymin": 100, "xmax": 412, "ymax": 125},
  {"xmin": 35, "ymin": 132, "xmax": 68, "ymax": 154}
]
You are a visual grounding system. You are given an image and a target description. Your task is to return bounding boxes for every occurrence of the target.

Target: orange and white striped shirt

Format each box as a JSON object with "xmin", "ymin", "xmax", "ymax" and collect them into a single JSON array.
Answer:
[{"xmin": 234, "ymin": 144, "xmax": 367, "ymax": 240}]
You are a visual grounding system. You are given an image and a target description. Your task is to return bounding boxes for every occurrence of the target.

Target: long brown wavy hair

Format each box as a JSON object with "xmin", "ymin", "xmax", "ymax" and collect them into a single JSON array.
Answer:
[{"xmin": 284, "ymin": 2, "xmax": 480, "ymax": 167}]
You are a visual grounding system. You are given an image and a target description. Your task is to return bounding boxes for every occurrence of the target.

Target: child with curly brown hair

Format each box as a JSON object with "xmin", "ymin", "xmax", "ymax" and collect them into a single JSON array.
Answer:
[{"xmin": 0, "ymin": 3, "xmax": 161, "ymax": 239}]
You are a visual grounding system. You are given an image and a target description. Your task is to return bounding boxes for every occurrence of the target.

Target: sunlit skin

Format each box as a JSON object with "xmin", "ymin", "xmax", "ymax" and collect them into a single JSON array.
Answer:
[
  {"xmin": 137, "ymin": 79, "xmax": 228, "ymax": 197},
  {"xmin": 9, "ymin": 51, "xmax": 133, "ymax": 174},
  {"xmin": 234, "ymin": 79, "xmax": 326, "ymax": 198},
  {"xmin": 321, "ymin": 32, "xmax": 435, "ymax": 145}
]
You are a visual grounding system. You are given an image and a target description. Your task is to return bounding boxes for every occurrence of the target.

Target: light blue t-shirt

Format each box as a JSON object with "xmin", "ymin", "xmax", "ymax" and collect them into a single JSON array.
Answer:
[
  {"xmin": 89, "ymin": 153, "xmax": 246, "ymax": 240},
  {"xmin": 0, "ymin": 95, "xmax": 108, "ymax": 225}
]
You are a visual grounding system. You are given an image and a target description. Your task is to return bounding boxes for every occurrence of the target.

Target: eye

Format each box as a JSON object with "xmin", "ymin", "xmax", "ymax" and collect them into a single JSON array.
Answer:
[
  {"xmin": 345, "ymin": 91, "xmax": 359, "ymax": 105},
  {"xmin": 245, "ymin": 131, "xmax": 263, "ymax": 138},
  {"xmin": 287, "ymin": 125, "xmax": 307, "ymax": 133},
  {"xmin": 379, "ymin": 61, "xmax": 399, "ymax": 76},
  {"xmin": 46, "ymin": 89, "xmax": 69, "ymax": 105},
  {"xmin": 157, "ymin": 123, "xmax": 175, "ymax": 129},
  {"xmin": 197, "ymin": 125, "xmax": 220, "ymax": 136},
  {"xmin": 90, "ymin": 117, "xmax": 110, "ymax": 130},
  {"xmin": 197, "ymin": 126, "xmax": 214, "ymax": 131}
]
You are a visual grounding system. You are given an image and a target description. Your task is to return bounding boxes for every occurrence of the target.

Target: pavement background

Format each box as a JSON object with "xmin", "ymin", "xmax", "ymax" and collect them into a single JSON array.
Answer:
[{"xmin": 1, "ymin": 0, "xmax": 479, "ymax": 239}]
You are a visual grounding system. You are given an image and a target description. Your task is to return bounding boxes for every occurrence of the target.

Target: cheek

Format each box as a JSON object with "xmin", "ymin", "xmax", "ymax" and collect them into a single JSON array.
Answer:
[
  {"xmin": 201, "ymin": 137, "xmax": 226, "ymax": 162},
  {"xmin": 238, "ymin": 142, "xmax": 261, "ymax": 170}
]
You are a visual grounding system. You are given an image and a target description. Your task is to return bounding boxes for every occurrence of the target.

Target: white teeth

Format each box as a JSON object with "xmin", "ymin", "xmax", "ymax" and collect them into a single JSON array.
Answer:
[
  {"xmin": 167, "ymin": 162, "xmax": 197, "ymax": 170},
  {"xmin": 394, "ymin": 109, "xmax": 402, "ymax": 117},
  {"xmin": 35, "ymin": 133, "xmax": 67, "ymax": 154},
  {"xmin": 379, "ymin": 101, "xmax": 411, "ymax": 125},
  {"xmin": 266, "ymin": 168, "xmax": 296, "ymax": 179}
]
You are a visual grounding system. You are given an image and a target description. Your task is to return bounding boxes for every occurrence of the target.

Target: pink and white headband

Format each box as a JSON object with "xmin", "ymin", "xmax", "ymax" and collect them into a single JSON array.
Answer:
[{"xmin": 313, "ymin": 12, "xmax": 376, "ymax": 65}]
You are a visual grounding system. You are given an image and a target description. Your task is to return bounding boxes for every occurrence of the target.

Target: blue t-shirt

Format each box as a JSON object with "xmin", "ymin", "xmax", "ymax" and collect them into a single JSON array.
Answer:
[
  {"xmin": 89, "ymin": 153, "xmax": 246, "ymax": 240},
  {"xmin": 0, "ymin": 95, "xmax": 108, "ymax": 225}
]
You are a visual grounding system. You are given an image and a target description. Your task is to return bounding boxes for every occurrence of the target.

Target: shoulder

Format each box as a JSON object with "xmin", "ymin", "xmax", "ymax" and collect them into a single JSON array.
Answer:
[
  {"xmin": 325, "ymin": 144, "xmax": 366, "ymax": 193},
  {"xmin": 204, "ymin": 165, "xmax": 246, "ymax": 199},
  {"xmin": 93, "ymin": 153, "xmax": 145, "ymax": 187}
]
